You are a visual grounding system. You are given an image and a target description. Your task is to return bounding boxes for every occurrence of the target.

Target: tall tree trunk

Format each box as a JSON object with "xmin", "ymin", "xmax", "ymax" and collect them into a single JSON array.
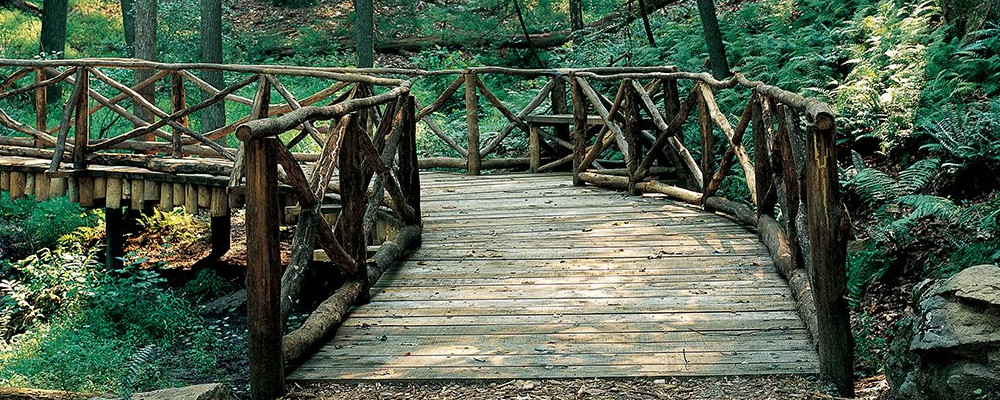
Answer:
[
  {"xmin": 134, "ymin": 0, "xmax": 157, "ymax": 140},
  {"xmin": 200, "ymin": 0, "xmax": 226, "ymax": 136},
  {"xmin": 636, "ymin": 0, "xmax": 656, "ymax": 46},
  {"xmin": 40, "ymin": 0, "xmax": 67, "ymax": 102},
  {"xmin": 121, "ymin": 0, "xmax": 135, "ymax": 54},
  {"xmin": 569, "ymin": 0, "xmax": 583, "ymax": 31},
  {"xmin": 354, "ymin": 0, "xmax": 374, "ymax": 68},
  {"xmin": 695, "ymin": 0, "xmax": 730, "ymax": 79}
]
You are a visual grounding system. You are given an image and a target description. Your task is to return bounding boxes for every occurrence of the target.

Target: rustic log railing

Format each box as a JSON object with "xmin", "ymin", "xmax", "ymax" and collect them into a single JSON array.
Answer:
[
  {"xmin": 235, "ymin": 82, "xmax": 419, "ymax": 399},
  {"xmin": 0, "ymin": 60, "xmax": 851, "ymax": 398}
]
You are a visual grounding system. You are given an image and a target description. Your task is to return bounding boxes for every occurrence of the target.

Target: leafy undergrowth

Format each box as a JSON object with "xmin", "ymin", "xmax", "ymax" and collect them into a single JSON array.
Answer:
[{"xmin": 0, "ymin": 196, "xmax": 250, "ymax": 398}]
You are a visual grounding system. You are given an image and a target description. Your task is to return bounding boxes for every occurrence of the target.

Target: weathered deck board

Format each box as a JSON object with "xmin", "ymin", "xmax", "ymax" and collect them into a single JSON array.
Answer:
[{"xmin": 288, "ymin": 172, "xmax": 818, "ymax": 381}]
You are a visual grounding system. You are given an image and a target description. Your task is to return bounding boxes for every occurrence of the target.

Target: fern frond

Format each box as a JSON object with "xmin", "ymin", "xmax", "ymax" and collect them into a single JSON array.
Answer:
[
  {"xmin": 896, "ymin": 158, "xmax": 940, "ymax": 194},
  {"xmin": 896, "ymin": 194, "xmax": 960, "ymax": 222},
  {"xmin": 851, "ymin": 168, "xmax": 898, "ymax": 207}
]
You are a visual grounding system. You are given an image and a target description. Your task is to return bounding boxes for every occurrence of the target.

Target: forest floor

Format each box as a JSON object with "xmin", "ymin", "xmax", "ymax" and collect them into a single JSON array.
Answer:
[{"xmin": 280, "ymin": 376, "xmax": 852, "ymax": 400}]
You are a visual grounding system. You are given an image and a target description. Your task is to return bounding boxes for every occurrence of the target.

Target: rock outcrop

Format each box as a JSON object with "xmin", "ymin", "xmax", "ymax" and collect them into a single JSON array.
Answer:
[{"xmin": 889, "ymin": 264, "xmax": 1000, "ymax": 400}]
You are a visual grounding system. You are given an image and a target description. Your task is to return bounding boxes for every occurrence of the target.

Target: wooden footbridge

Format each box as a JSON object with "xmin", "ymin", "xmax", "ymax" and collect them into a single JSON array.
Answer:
[{"xmin": 0, "ymin": 60, "xmax": 854, "ymax": 398}]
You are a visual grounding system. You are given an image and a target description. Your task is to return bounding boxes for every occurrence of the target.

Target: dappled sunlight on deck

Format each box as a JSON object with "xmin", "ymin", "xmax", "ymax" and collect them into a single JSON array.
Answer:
[{"xmin": 289, "ymin": 172, "xmax": 819, "ymax": 381}]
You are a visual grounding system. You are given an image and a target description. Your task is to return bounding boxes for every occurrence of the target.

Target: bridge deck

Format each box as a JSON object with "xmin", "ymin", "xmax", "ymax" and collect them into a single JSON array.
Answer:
[{"xmin": 289, "ymin": 172, "xmax": 818, "ymax": 381}]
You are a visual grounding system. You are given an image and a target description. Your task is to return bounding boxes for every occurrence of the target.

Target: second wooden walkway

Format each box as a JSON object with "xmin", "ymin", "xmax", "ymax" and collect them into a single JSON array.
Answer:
[{"xmin": 289, "ymin": 172, "xmax": 818, "ymax": 381}]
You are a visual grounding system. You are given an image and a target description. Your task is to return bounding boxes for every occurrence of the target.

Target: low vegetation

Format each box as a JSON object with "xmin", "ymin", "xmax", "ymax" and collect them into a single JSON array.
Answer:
[{"xmin": 0, "ymin": 0, "xmax": 998, "ymax": 397}]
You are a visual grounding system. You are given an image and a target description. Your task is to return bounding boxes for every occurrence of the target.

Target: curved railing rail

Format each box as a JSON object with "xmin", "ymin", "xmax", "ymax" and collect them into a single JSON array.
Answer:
[{"xmin": 0, "ymin": 59, "xmax": 851, "ymax": 398}]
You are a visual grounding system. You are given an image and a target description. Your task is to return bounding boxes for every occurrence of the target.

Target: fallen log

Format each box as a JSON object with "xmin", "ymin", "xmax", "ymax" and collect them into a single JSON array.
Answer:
[
  {"xmin": 282, "ymin": 224, "xmax": 422, "ymax": 367},
  {"xmin": 0, "ymin": 388, "xmax": 89, "ymax": 400}
]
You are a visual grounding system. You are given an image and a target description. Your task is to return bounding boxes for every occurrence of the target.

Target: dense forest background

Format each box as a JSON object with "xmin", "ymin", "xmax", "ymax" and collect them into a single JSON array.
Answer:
[{"xmin": 0, "ymin": 0, "xmax": 999, "ymax": 398}]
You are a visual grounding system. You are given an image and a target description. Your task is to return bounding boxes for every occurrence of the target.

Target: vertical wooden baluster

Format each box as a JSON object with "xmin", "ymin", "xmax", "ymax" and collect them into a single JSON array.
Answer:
[
  {"xmin": 571, "ymin": 74, "xmax": 587, "ymax": 186},
  {"xmin": 34, "ymin": 68, "xmax": 47, "ymax": 148},
  {"xmin": 698, "ymin": 84, "xmax": 714, "ymax": 184},
  {"xmin": 551, "ymin": 76, "xmax": 570, "ymax": 158},
  {"xmin": 171, "ymin": 72, "xmax": 187, "ymax": 158},
  {"xmin": 752, "ymin": 91, "xmax": 776, "ymax": 215},
  {"xmin": 245, "ymin": 136, "xmax": 284, "ymax": 400},
  {"xmin": 774, "ymin": 104, "xmax": 802, "ymax": 269},
  {"xmin": 73, "ymin": 69, "xmax": 89, "ymax": 170},
  {"xmin": 398, "ymin": 95, "xmax": 421, "ymax": 227},
  {"xmin": 1, "ymin": 171, "xmax": 9, "ymax": 192},
  {"xmin": 464, "ymin": 71, "xmax": 481, "ymax": 175},
  {"xmin": 339, "ymin": 115, "xmax": 368, "ymax": 300},
  {"xmin": 529, "ymin": 125, "xmax": 541, "ymax": 172},
  {"xmin": 623, "ymin": 79, "xmax": 641, "ymax": 195},
  {"xmin": 805, "ymin": 107, "xmax": 853, "ymax": 397}
]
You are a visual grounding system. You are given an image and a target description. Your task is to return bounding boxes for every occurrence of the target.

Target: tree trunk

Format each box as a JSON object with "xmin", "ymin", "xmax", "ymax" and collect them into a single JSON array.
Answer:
[
  {"xmin": 940, "ymin": 0, "xmax": 1000, "ymax": 38},
  {"xmin": 40, "ymin": 0, "xmax": 67, "ymax": 102},
  {"xmin": 695, "ymin": 0, "xmax": 730, "ymax": 79},
  {"xmin": 569, "ymin": 0, "xmax": 583, "ymax": 31},
  {"xmin": 354, "ymin": 0, "xmax": 374, "ymax": 68},
  {"xmin": 200, "ymin": 0, "xmax": 226, "ymax": 135},
  {"xmin": 636, "ymin": 0, "xmax": 656, "ymax": 46},
  {"xmin": 121, "ymin": 0, "xmax": 135, "ymax": 54},
  {"xmin": 134, "ymin": 0, "xmax": 157, "ymax": 139}
]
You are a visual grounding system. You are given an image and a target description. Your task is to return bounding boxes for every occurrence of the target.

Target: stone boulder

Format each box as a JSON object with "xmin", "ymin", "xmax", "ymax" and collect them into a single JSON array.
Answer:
[
  {"xmin": 889, "ymin": 265, "xmax": 1000, "ymax": 400},
  {"xmin": 90, "ymin": 384, "xmax": 229, "ymax": 400}
]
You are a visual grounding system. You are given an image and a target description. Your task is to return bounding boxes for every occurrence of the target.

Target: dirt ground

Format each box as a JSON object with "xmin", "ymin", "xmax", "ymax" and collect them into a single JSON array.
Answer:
[{"xmin": 280, "ymin": 375, "xmax": 873, "ymax": 400}]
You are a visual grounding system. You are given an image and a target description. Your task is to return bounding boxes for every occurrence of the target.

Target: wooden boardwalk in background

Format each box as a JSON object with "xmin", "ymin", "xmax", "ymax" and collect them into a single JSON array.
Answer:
[{"xmin": 289, "ymin": 173, "xmax": 819, "ymax": 381}]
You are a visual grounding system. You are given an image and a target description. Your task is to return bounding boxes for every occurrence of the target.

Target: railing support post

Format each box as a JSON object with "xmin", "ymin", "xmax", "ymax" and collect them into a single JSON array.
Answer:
[
  {"xmin": 72, "ymin": 68, "xmax": 89, "ymax": 170},
  {"xmin": 805, "ymin": 112, "xmax": 854, "ymax": 397},
  {"xmin": 245, "ymin": 136, "xmax": 284, "ymax": 400},
  {"xmin": 170, "ymin": 72, "xmax": 187, "ymax": 158},
  {"xmin": 622, "ymin": 79, "xmax": 641, "ymax": 195},
  {"xmin": 339, "ymin": 115, "xmax": 370, "ymax": 301},
  {"xmin": 551, "ymin": 76, "xmax": 570, "ymax": 158},
  {"xmin": 34, "ymin": 68, "xmax": 47, "ymax": 148},
  {"xmin": 464, "ymin": 71, "xmax": 481, "ymax": 175},
  {"xmin": 570, "ymin": 74, "xmax": 586, "ymax": 186},
  {"xmin": 398, "ymin": 95, "xmax": 422, "ymax": 227}
]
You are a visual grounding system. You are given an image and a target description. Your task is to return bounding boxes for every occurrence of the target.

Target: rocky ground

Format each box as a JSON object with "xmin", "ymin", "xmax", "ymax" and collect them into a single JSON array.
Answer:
[{"xmin": 280, "ymin": 376, "xmax": 860, "ymax": 400}]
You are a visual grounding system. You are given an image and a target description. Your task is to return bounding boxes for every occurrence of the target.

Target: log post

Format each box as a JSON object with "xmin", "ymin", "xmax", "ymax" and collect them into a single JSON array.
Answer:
[
  {"xmin": 570, "ymin": 74, "xmax": 587, "ymax": 186},
  {"xmin": 339, "ymin": 116, "xmax": 369, "ymax": 303},
  {"xmin": 1, "ymin": 171, "xmax": 8, "ymax": 192},
  {"xmin": 663, "ymin": 77, "xmax": 680, "ymax": 122},
  {"xmin": 622, "ymin": 79, "xmax": 641, "ymax": 195},
  {"xmin": 105, "ymin": 178, "xmax": 124, "ymax": 269},
  {"xmin": 804, "ymin": 109, "xmax": 853, "ymax": 397},
  {"xmin": 159, "ymin": 182, "xmax": 173, "ymax": 211},
  {"xmin": 210, "ymin": 186, "xmax": 231, "ymax": 257},
  {"xmin": 171, "ymin": 72, "xmax": 187, "ymax": 158},
  {"xmin": 10, "ymin": 172, "xmax": 25, "ymax": 200},
  {"xmin": 551, "ymin": 76, "xmax": 570, "ymax": 157},
  {"xmin": 464, "ymin": 71, "xmax": 481, "ymax": 175},
  {"xmin": 73, "ymin": 69, "xmax": 89, "ymax": 170},
  {"xmin": 78, "ymin": 177, "xmax": 94, "ymax": 207},
  {"xmin": 529, "ymin": 125, "xmax": 541, "ymax": 172},
  {"xmin": 398, "ymin": 95, "xmax": 421, "ymax": 227},
  {"xmin": 34, "ymin": 68, "xmax": 47, "ymax": 148},
  {"xmin": 752, "ymin": 92, "xmax": 776, "ymax": 215},
  {"xmin": 245, "ymin": 136, "xmax": 284, "ymax": 400},
  {"xmin": 49, "ymin": 177, "xmax": 66, "ymax": 198},
  {"xmin": 24, "ymin": 173, "xmax": 35, "ymax": 198},
  {"xmin": 35, "ymin": 174, "xmax": 49, "ymax": 201},
  {"xmin": 698, "ymin": 86, "xmax": 713, "ymax": 183}
]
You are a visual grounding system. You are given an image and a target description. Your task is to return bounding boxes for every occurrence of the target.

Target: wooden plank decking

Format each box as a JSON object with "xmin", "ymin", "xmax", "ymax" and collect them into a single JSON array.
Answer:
[{"xmin": 289, "ymin": 172, "xmax": 819, "ymax": 381}]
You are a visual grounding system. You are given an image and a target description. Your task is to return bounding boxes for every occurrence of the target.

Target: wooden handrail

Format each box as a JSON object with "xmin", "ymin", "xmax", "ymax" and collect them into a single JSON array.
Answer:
[{"xmin": 0, "ymin": 59, "xmax": 850, "ymax": 395}]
